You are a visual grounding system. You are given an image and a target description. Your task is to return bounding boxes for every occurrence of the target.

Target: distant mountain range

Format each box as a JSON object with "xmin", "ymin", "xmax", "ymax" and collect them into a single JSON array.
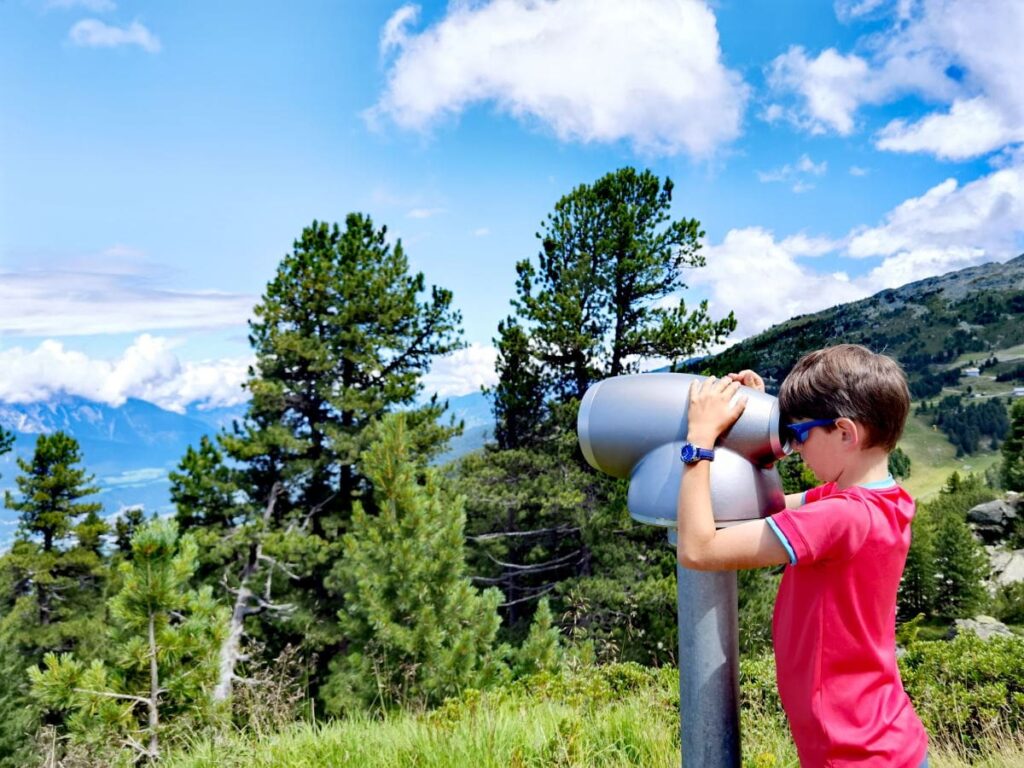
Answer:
[{"xmin": 0, "ymin": 392, "xmax": 494, "ymax": 546}]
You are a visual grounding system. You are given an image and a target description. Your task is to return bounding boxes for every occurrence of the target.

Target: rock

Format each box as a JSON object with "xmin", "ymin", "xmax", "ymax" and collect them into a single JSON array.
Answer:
[
  {"xmin": 988, "ymin": 548, "xmax": 1024, "ymax": 587},
  {"xmin": 967, "ymin": 500, "xmax": 1018, "ymax": 543},
  {"xmin": 948, "ymin": 615, "xmax": 1015, "ymax": 641}
]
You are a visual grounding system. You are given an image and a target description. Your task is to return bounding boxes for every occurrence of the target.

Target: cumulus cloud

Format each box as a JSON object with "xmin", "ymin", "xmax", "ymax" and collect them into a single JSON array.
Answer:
[
  {"xmin": 422, "ymin": 343, "xmax": 498, "ymax": 398},
  {"xmin": 767, "ymin": 0, "xmax": 1024, "ymax": 160},
  {"xmin": 369, "ymin": 0, "xmax": 749, "ymax": 157},
  {"xmin": 693, "ymin": 228, "xmax": 865, "ymax": 337},
  {"xmin": 696, "ymin": 158, "xmax": 1024, "ymax": 339},
  {"xmin": 0, "ymin": 335, "xmax": 251, "ymax": 412},
  {"xmin": 0, "ymin": 261, "xmax": 254, "ymax": 336},
  {"xmin": 68, "ymin": 19, "xmax": 161, "ymax": 53},
  {"xmin": 877, "ymin": 96, "xmax": 1024, "ymax": 160}
]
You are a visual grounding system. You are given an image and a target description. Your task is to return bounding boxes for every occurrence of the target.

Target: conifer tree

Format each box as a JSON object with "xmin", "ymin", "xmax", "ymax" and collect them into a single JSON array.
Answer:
[
  {"xmin": 29, "ymin": 519, "xmax": 225, "ymax": 763},
  {"xmin": 323, "ymin": 413, "xmax": 506, "ymax": 713},
  {"xmin": 1001, "ymin": 398, "xmax": 1024, "ymax": 491},
  {"xmin": 0, "ymin": 432, "xmax": 107, "ymax": 659},
  {"xmin": 933, "ymin": 509, "xmax": 989, "ymax": 619},
  {"xmin": 513, "ymin": 167, "xmax": 735, "ymax": 401},
  {"xmin": 513, "ymin": 597, "xmax": 562, "ymax": 677},
  {"xmin": 171, "ymin": 214, "xmax": 465, "ymax": 695},
  {"xmin": 899, "ymin": 508, "xmax": 938, "ymax": 620},
  {"xmin": 463, "ymin": 168, "xmax": 735, "ymax": 658}
]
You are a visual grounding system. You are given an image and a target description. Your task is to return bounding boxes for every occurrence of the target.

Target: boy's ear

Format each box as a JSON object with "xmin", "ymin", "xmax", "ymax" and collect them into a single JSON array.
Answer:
[{"xmin": 835, "ymin": 417, "xmax": 861, "ymax": 447}]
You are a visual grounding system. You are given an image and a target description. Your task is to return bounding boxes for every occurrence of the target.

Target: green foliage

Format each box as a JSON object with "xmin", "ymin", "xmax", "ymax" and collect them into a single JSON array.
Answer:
[
  {"xmin": 512, "ymin": 597, "xmax": 563, "ymax": 677},
  {"xmin": 738, "ymin": 569, "xmax": 781, "ymax": 656},
  {"xmin": 900, "ymin": 634, "xmax": 1024, "ymax": 750},
  {"xmin": 513, "ymin": 167, "xmax": 735, "ymax": 401},
  {"xmin": 889, "ymin": 445, "xmax": 912, "ymax": 480},
  {"xmin": 4, "ymin": 431, "xmax": 101, "ymax": 552},
  {"xmin": 0, "ymin": 432, "xmax": 108, "ymax": 664},
  {"xmin": 993, "ymin": 581, "xmax": 1024, "ymax": 625},
  {"xmin": 0, "ymin": 641, "xmax": 37, "ymax": 768},
  {"xmin": 1002, "ymin": 398, "xmax": 1024, "ymax": 492},
  {"xmin": 776, "ymin": 454, "xmax": 817, "ymax": 493},
  {"xmin": 323, "ymin": 414, "xmax": 506, "ymax": 714},
  {"xmin": 488, "ymin": 316, "xmax": 546, "ymax": 451},
  {"xmin": 928, "ymin": 395, "xmax": 1010, "ymax": 457},
  {"xmin": 29, "ymin": 518, "xmax": 227, "ymax": 763},
  {"xmin": 899, "ymin": 506, "xmax": 938, "ymax": 620}
]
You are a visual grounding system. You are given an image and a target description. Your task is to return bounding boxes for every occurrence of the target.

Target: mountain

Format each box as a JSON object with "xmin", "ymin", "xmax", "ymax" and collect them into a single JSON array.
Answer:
[
  {"xmin": 688, "ymin": 253, "xmax": 1024, "ymax": 395},
  {"xmin": 0, "ymin": 392, "xmax": 495, "ymax": 547}
]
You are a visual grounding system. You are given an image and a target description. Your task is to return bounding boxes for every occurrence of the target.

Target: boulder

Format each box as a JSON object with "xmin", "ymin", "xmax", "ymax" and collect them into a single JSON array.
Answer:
[
  {"xmin": 988, "ymin": 548, "xmax": 1024, "ymax": 587},
  {"xmin": 948, "ymin": 615, "xmax": 1015, "ymax": 641},
  {"xmin": 967, "ymin": 499, "xmax": 1018, "ymax": 543}
]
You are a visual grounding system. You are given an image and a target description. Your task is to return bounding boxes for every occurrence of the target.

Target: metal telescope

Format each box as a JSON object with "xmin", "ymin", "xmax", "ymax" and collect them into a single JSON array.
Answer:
[{"xmin": 577, "ymin": 372, "xmax": 790, "ymax": 768}]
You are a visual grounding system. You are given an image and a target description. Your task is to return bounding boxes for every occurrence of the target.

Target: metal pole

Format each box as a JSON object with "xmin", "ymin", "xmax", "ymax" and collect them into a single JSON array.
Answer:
[{"xmin": 669, "ymin": 531, "xmax": 741, "ymax": 768}]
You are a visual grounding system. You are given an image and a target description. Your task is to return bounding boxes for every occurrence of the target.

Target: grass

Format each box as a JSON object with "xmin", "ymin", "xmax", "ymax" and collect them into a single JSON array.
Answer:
[
  {"xmin": 899, "ymin": 409, "xmax": 1001, "ymax": 501},
  {"xmin": 160, "ymin": 661, "xmax": 1024, "ymax": 768}
]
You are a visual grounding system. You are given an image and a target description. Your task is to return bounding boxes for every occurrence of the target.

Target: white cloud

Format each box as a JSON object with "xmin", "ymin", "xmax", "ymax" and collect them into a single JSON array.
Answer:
[
  {"xmin": 694, "ymin": 228, "xmax": 866, "ymax": 337},
  {"xmin": 0, "ymin": 335, "xmax": 251, "ymax": 412},
  {"xmin": 846, "ymin": 164, "xmax": 1024, "ymax": 261},
  {"xmin": 767, "ymin": 1, "xmax": 1024, "ymax": 160},
  {"xmin": 849, "ymin": 165, "xmax": 869, "ymax": 176},
  {"xmin": 0, "ymin": 261, "xmax": 254, "ymax": 336},
  {"xmin": 370, "ymin": 0, "xmax": 749, "ymax": 157},
  {"xmin": 422, "ymin": 343, "xmax": 498, "ymax": 398},
  {"xmin": 697, "ymin": 157, "xmax": 1024, "ymax": 338},
  {"xmin": 472, "ymin": 227, "xmax": 491, "ymax": 237},
  {"xmin": 68, "ymin": 19, "xmax": 161, "ymax": 53},
  {"xmin": 877, "ymin": 96, "xmax": 1024, "ymax": 160},
  {"xmin": 756, "ymin": 154, "xmax": 827, "ymax": 191}
]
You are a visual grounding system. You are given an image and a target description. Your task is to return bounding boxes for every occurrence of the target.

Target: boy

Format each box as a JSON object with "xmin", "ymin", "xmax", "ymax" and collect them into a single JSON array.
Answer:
[{"xmin": 676, "ymin": 344, "xmax": 928, "ymax": 767}]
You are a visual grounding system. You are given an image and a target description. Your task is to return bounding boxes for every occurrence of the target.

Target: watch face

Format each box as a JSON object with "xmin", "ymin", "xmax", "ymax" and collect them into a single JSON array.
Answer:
[{"xmin": 681, "ymin": 444, "xmax": 696, "ymax": 463}]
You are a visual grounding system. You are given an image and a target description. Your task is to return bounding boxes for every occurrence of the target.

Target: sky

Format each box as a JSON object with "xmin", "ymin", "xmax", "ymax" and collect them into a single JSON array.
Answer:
[{"xmin": 1, "ymin": 0, "xmax": 1022, "ymax": 412}]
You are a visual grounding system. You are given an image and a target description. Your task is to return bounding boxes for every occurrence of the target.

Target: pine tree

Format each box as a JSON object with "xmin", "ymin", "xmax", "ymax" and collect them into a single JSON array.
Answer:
[
  {"xmin": 933, "ymin": 509, "xmax": 989, "ymax": 619},
  {"xmin": 0, "ymin": 432, "xmax": 107, "ymax": 659},
  {"xmin": 323, "ymin": 413, "xmax": 506, "ymax": 713},
  {"xmin": 171, "ymin": 214, "xmax": 465, "ymax": 697},
  {"xmin": 29, "ymin": 519, "xmax": 226, "ymax": 763},
  {"xmin": 888, "ymin": 446, "xmax": 912, "ymax": 480},
  {"xmin": 1001, "ymin": 398, "xmax": 1024, "ymax": 491},
  {"xmin": 899, "ymin": 507, "xmax": 938, "ymax": 620},
  {"xmin": 512, "ymin": 167, "xmax": 735, "ymax": 401},
  {"xmin": 489, "ymin": 316, "xmax": 546, "ymax": 450},
  {"xmin": 513, "ymin": 597, "xmax": 563, "ymax": 677}
]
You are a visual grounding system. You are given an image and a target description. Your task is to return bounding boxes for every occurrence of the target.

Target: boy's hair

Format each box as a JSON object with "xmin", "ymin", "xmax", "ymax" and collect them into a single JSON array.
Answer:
[{"xmin": 779, "ymin": 344, "xmax": 910, "ymax": 451}]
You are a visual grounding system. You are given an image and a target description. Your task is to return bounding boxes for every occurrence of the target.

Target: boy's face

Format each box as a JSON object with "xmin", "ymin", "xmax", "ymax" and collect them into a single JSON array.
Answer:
[{"xmin": 791, "ymin": 420, "xmax": 845, "ymax": 484}]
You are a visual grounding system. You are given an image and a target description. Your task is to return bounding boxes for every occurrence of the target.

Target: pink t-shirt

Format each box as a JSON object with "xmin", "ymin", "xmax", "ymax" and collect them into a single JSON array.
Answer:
[{"xmin": 767, "ymin": 481, "xmax": 928, "ymax": 767}]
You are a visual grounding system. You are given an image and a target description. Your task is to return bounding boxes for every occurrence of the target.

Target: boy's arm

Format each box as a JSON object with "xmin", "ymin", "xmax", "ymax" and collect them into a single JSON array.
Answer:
[
  {"xmin": 784, "ymin": 492, "xmax": 805, "ymax": 509},
  {"xmin": 676, "ymin": 376, "xmax": 789, "ymax": 571},
  {"xmin": 676, "ymin": 456, "xmax": 790, "ymax": 570}
]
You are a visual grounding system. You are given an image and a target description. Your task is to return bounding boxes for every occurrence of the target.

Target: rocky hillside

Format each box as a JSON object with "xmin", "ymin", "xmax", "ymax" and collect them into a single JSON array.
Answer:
[{"xmin": 691, "ymin": 253, "xmax": 1024, "ymax": 397}]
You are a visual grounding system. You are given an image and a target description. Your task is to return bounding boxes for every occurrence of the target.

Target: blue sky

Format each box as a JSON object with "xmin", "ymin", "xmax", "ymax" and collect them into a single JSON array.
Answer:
[{"xmin": 1, "ymin": 0, "xmax": 1022, "ymax": 410}]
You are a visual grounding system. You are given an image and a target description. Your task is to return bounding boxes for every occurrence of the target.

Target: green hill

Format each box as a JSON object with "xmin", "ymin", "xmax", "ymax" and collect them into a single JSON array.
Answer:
[{"xmin": 689, "ymin": 253, "xmax": 1024, "ymax": 499}]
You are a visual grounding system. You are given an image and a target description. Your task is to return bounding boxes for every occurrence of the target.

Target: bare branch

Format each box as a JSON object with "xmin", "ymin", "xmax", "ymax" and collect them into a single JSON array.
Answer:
[
  {"xmin": 468, "ymin": 526, "xmax": 580, "ymax": 543},
  {"xmin": 73, "ymin": 688, "xmax": 150, "ymax": 707}
]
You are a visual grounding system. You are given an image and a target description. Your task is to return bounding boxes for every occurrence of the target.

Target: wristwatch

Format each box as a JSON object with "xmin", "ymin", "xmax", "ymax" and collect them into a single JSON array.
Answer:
[{"xmin": 680, "ymin": 442, "xmax": 715, "ymax": 465}]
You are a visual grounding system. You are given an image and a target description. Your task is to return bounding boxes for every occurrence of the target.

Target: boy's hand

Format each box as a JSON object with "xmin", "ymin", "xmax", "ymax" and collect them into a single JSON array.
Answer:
[
  {"xmin": 686, "ymin": 376, "xmax": 748, "ymax": 446},
  {"xmin": 726, "ymin": 369, "xmax": 765, "ymax": 392}
]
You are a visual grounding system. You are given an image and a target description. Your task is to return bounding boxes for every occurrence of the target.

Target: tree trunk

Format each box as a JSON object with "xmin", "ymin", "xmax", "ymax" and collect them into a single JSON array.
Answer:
[
  {"xmin": 213, "ymin": 483, "xmax": 280, "ymax": 702},
  {"xmin": 147, "ymin": 612, "xmax": 160, "ymax": 759}
]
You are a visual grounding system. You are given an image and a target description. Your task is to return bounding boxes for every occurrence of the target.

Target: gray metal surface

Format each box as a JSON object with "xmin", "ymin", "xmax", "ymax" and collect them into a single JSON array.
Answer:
[
  {"xmin": 578, "ymin": 373, "xmax": 788, "ymax": 526},
  {"xmin": 675, "ymin": 556, "xmax": 741, "ymax": 768}
]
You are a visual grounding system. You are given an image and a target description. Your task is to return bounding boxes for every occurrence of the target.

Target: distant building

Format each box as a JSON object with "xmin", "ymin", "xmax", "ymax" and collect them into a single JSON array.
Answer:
[
  {"xmin": 963, "ymin": 367, "xmax": 981, "ymax": 377},
  {"xmin": 1013, "ymin": 387, "xmax": 1024, "ymax": 398}
]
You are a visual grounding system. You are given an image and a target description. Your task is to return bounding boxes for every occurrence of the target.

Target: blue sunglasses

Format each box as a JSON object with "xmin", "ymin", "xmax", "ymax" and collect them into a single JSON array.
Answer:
[{"xmin": 786, "ymin": 418, "xmax": 837, "ymax": 444}]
